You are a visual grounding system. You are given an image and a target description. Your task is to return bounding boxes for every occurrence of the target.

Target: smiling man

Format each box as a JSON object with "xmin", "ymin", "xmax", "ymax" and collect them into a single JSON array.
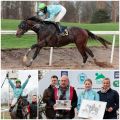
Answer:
[{"xmin": 98, "ymin": 78, "xmax": 119, "ymax": 119}]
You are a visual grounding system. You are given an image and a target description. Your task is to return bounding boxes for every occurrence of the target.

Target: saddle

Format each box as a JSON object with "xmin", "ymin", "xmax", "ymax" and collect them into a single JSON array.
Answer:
[{"xmin": 42, "ymin": 20, "xmax": 69, "ymax": 36}]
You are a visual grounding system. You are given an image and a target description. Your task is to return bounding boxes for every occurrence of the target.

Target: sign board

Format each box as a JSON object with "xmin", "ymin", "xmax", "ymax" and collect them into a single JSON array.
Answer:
[
  {"xmin": 55, "ymin": 100, "xmax": 71, "ymax": 110},
  {"xmin": 8, "ymin": 71, "xmax": 18, "ymax": 79},
  {"xmin": 78, "ymin": 100, "xmax": 107, "ymax": 119}
]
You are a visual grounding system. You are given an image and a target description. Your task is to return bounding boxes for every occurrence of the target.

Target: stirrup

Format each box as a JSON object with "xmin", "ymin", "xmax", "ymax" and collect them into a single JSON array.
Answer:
[
  {"xmin": 59, "ymin": 30, "xmax": 68, "ymax": 36},
  {"xmin": 64, "ymin": 29, "xmax": 68, "ymax": 35}
]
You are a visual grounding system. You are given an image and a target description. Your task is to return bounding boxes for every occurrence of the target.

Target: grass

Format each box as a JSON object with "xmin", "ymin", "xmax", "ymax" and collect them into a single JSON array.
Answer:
[
  {"xmin": 1, "ymin": 19, "xmax": 119, "ymax": 31},
  {"xmin": 1, "ymin": 105, "xmax": 11, "ymax": 119},
  {"xmin": 1, "ymin": 19, "xmax": 119, "ymax": 49},
  {"xmin": 1, "ymin": 34, "xmax": 119, "ymax": 49},
  {"xmin": 1, "ymin": 35, "xmax": 36, "ymax": 49}
]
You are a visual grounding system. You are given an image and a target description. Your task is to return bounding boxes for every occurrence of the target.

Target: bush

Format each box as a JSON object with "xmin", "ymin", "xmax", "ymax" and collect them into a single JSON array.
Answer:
[{"xmin": 91, "ymin": 9, "xmax": 111, "ymax": 23}]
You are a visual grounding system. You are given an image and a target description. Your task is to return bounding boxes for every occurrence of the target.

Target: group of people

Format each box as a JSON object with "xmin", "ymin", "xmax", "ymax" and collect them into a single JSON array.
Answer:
[
  {"xmin": 42, "ymin": 75, "xmax": 119, "ymax": 119},
  {"xmin": 7, "ymin": 73, "xmax": 119, "ymax": 119}
]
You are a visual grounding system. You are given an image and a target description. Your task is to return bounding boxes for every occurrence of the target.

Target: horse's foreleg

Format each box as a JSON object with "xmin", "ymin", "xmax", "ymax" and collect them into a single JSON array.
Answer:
[
  {"xmin": 26, "ymin": 44, "xmax": 39, "ymax": 56},
  {"xmin": 23, "ymin": 44, "xmax": 39, "ymax": 65},
  {"xmin": 28, "ymin": 47, "xmax": 41, "ymax": 66}
]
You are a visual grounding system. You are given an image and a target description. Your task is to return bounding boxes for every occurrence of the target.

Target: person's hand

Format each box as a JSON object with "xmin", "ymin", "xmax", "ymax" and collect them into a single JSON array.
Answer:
[
  {"xmin": 6, "ymin": 72, "xmax": 9, "ymax": 78},
  {"xmin": 53, "ymin": 104, "xmax": 57, "ymax": 110},
  {"xmin": 28, "ymin": 75, "xmax": 31, "ymax": 79},
  {"xmin": 107, "ymin": 107, "xmax": 113, "ymax": 112}
]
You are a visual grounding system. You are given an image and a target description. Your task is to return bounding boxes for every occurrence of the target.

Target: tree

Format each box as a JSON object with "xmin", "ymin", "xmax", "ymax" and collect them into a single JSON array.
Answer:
[
  {"xmin": 111, "ymin": 1, "xmax": 119, "ymax": 22},
  {"xmin": 91, "ymin": 9, "xmax": 111, "ymax": 23}
]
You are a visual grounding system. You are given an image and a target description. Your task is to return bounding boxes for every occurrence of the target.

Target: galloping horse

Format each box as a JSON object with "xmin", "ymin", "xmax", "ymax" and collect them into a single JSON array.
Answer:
[
  {"xmin": 10, "ymin": 96, "xmax": 29, "ymax": 119},
  {"xmin": 16, "ymin": 16, "xmax": 111, "ymax": 67}
]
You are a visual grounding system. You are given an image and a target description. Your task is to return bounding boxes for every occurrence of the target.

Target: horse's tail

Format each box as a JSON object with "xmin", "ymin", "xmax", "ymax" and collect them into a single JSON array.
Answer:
[{"xmin": 85, "ymin": 29, "xmax": 112, "ymax": 48}]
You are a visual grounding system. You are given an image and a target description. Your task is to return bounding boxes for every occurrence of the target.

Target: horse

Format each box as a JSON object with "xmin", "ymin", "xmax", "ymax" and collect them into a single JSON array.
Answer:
[
  {"xmin": 16, "ymin": 16, "xmax": 111, "ymax": 67},
  {"xmin": 10, "ymin": 96, "xmax": 30, "ymax": 119}
]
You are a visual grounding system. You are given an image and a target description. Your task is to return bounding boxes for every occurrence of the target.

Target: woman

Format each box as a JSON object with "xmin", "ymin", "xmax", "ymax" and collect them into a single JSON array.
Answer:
[{"xmin": 77, "ymin": 79, "xmax": 99, "ymax": 111}]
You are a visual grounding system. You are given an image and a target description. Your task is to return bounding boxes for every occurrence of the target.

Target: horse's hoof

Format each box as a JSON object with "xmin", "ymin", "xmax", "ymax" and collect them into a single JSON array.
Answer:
[
  {"xmin": 23, "ymin": 55, "xmax": 28, "ymax": 63},
  {"xmin": 26, "ymin": 59, "xmax": 33, "ymax": 67},
  {"xmin": 81, "ymin": 63, "xmax": 85, "ymax": 68},
  {"xmin": 93, "ymin": 57, "xmax": 97, "ymax": 62}
]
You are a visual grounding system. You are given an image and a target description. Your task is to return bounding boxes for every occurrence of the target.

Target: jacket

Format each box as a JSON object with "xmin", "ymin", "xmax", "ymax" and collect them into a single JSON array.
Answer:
[
  {"xmin": 42, "ymin": 85, "xmax": 56, "ymax": 119},
  {"xmin": 98, "ymin": 88, "xmax": 119, "ymax": 119},
  {"xmin": 8, "ymin": 78, "xmax": 29, "ymax": 98},
  {"xmin": 77, "ymin": 89, "xmax": 100, "ymax": 110},
  {"xmin": 29, "ymin": 102, "xmax": 37, "ymax": 119},
  {"xmin": 39, "ymin": 5, "xmax": 62, "ymax": 21},
  {"xmin": 54, "ymin": 86, "xmax": 78, "ymax": 119}
]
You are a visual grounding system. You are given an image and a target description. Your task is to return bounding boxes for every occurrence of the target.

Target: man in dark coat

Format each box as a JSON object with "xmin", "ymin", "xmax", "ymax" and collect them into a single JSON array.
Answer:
[
  {"xmin": 29, "ymin": 95, "xmax": 37, "ymax": 119},
  {"xmin": 42, "ymin": 75, "xmax": 58, "ymax": 119},
  {"xmin": 98, "ymin": 78, "xmax": 119, "ymax": 119}
]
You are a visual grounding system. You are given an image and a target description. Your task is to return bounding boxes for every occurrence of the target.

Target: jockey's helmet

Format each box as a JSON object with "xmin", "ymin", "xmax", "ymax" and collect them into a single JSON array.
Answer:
[
  {"xmin": 16, "ymin": 79, "xmax": 21, "ymax": 84},
  {"xmin": 39, "ymin": 3, "xmax": 46, "ymax": 10}
]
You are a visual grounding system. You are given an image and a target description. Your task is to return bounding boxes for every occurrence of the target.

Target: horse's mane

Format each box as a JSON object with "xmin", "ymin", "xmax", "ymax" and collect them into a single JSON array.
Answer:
[
  {"xmin": 27, "ymin": 16, "xmax": 43, "ymax": 23},
  {"xmin": 26, "ymin": 16, "xmax": 58, "ymax": 28}
]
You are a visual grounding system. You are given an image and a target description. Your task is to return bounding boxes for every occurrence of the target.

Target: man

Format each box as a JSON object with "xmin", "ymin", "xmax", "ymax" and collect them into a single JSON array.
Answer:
[
  {"xmin": 42, "ymin": 75, "xmax": 58, "ymax": 119},
  {"xmin": 28, "ymin": 95, "xmax": 37, "ymax": 119},
  {"xmin": 8, "ymin": 74, "xmax": 31, "ymax": 112},
  {"xmin": 98, "ymin": 78, "xmax": 119, "ymax": 119},
  {"xmin": 54, "ymin": 75, "xmax": 78, "ymax": 119},
  {"xmin": 38, "ymin": 3, "xmax": 68, "ymax": 36}
]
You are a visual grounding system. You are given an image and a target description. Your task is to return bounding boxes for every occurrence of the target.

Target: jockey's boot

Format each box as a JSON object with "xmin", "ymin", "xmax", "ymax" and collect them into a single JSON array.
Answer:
[
  {"xmin": 56, "ymin": 22, "xmax": 66, "ymax": 36},
  {"xmin": 9, "ymin": 106, "xmax": 15, "ymax": 112}
]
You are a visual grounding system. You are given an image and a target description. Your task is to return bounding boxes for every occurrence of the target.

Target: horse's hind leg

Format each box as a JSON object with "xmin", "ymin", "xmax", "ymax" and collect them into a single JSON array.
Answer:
[
  {"xmin": 86, "ymin": 47, "xmax": 96, "ymax": 62},
  {"xmin": 76, "ymin": 45, "xmax": 88, "ymax": 67}
]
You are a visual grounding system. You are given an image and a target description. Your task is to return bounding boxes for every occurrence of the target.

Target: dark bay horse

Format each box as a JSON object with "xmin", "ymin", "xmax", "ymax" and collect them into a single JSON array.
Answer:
[
  {"xmin": 10, "ymin": 96, "xmax": 29, "ymax": 119},
  {"xmin": 16, "ymin": 16, "xmax": 111, "ymax": 67}
]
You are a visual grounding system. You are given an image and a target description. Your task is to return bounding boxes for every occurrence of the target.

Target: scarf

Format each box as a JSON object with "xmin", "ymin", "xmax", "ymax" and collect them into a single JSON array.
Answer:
[{"xmin": 101, "ymin": 87, "xmax": 110, "ymax": 93}]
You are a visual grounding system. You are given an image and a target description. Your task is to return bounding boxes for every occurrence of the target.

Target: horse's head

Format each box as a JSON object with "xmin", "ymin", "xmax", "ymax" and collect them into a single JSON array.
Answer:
[
  {"xmin": 18, "ymin": 95, "xmax": 29, "ymax": 118},
  {"xmin": 16, "ymin": 16, "xmax": 43, "ymax": 37},
  {"xmin": 16, "ymin": 20, "xmax": 31, "ymax": 37}
]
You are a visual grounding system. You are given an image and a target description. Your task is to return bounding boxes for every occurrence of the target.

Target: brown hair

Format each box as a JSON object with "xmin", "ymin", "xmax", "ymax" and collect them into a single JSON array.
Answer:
[
  {"xmin": 51, "ymin": 75, "xmax": 58, "ymax": 80},
  {"xmin": 84, "ymin": 79, "xmax": 92, "ymax": 84},
  {"xmin": 103, "ymin": 78, "xmax": 110, "ymax": 83},
  {"xmin": 103, "ymin": 78, "xmax": 110, "ymax": 81}
]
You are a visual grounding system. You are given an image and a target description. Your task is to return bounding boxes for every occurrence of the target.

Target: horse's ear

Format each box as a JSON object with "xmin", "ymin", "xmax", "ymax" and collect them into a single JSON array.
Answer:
[
  {"xmin": 26, "ymin": 94, "xmax": 28, "ymax": 98},
  {"xmin": 24, "ymin": 16, "xmax": 29, "ymax": 21}
]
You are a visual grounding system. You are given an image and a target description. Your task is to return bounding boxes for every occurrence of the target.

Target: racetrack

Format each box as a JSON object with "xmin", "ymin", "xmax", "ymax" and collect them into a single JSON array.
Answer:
[{"xmin": 1, "ymin": 47, "xmax": 119, "ymax": 70}]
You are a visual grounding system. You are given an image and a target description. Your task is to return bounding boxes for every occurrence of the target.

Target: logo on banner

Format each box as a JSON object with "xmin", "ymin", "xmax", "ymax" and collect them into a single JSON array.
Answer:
[
  {"xmin": 113, "ymin": 80, "xmax": 119, "ymax": 87},
  {"xmin": 78, "ymin": 73, "xmax": 87, "ymax": 84},
  {"xmin": 114, "ymin": 71, "xmax": 119, "ymax": 79},
  {"xmin": 95, "ymin": 73, "xmax": 105, "ymax": 84},
  {"xmin": 61, "ymin": 71, "xmax": 68, "ymax": 76}
]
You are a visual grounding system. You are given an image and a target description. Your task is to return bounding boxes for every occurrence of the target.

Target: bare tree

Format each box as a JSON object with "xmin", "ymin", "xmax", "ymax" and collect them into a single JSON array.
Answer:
[
  {"xmin": 111, "ymin": 1, "xmax": 119, "ymax": 22},
  {"xmin": 96, "ymin": 1, "xmax": 107, "ymax": 10}
]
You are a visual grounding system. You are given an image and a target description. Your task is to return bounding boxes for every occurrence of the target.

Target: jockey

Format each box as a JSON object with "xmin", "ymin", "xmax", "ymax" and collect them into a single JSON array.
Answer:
[
  {"xmin": 38, "ymin": 3, "xmax": 68, "ymax": 36},
  {"xmin": 7, "ymin": 74, "xmax": 31, "ymax": 112}
]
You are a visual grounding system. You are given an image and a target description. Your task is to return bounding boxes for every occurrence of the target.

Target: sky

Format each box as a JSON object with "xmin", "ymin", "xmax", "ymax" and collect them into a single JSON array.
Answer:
[{"xmin": 1, "ymin": 70, "xmax": 38, "ymax": 95}]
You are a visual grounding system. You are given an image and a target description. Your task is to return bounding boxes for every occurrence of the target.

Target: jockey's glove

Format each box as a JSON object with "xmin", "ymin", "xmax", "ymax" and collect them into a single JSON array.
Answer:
[{"xmin": 28, "ymin": 75, "xmax": 31, "ymax": 79}]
